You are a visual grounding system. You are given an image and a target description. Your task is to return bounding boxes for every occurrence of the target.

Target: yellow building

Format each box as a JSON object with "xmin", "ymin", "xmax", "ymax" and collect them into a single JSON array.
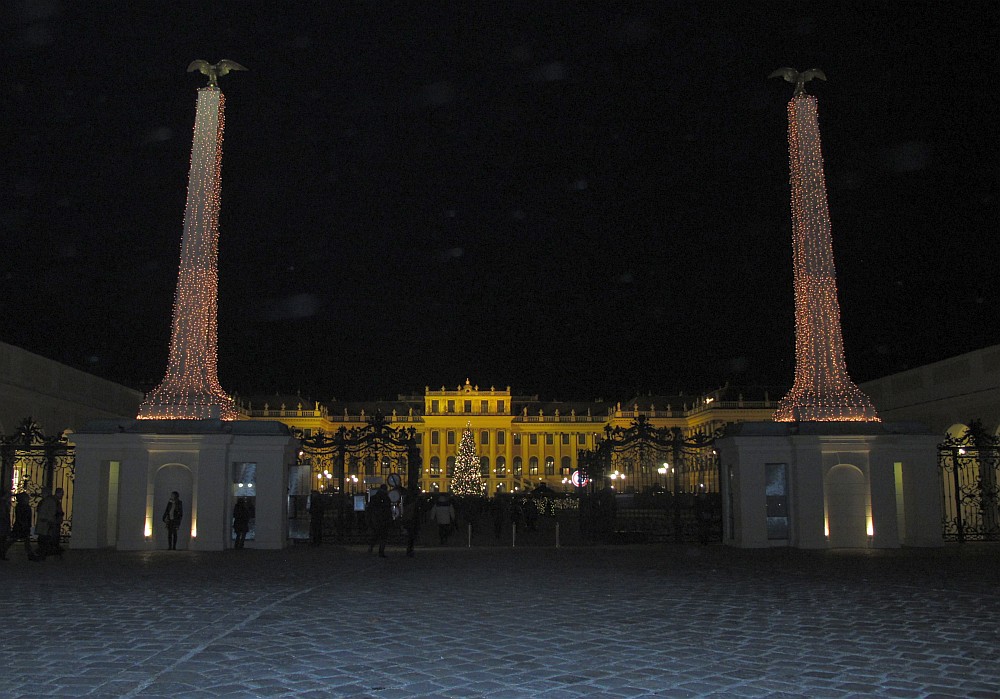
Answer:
[{"xmin": 238, "ymin": 380, "xmax": 779, "ymax": 495}]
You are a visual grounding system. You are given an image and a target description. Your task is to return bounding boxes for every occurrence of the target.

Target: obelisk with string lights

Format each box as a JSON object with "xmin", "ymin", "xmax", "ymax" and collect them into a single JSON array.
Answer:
[
  {"xmin": 769, "ymin": 68, "xmax": 879, "ymax": 423},
  {"xmin": 137, "ymin": 60, "xmax": 247, "ymax": 420}
]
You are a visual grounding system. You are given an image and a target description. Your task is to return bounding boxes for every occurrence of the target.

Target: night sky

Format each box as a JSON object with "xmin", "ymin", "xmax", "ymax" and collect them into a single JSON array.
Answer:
[{"xmin": 4, "ymin": 2, "xmax": 997, "ymax": 402}]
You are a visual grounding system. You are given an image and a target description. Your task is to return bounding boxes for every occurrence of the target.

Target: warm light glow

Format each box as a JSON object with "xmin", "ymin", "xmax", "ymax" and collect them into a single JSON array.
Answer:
[
  {"xmin": 138, "ymin": 86, "xmax": 237, "ymax": 420},
  {"xmin": 774, "ymin": 94, "xmax": 879, "ymax": 422},
  {"xmin": 144, "ymin": 518, "xmax": 152, "ymax": 538},
  {"xmin": 451, "ymin": 422, "xmax": 483, "ymax": 495}
]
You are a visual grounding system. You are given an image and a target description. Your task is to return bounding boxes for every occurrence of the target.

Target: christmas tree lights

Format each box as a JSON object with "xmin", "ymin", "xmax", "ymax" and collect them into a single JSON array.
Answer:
[
  {"xmin": 451, "ymin": 423, "xmax": 484, "ymax": 495},
  {"xmin": 138, "ymin": 86, "xmax": 237, "ymax": 420},
  {"xmin": 773, "ymin": 91, "xmax": 879, "ymax": 422}
]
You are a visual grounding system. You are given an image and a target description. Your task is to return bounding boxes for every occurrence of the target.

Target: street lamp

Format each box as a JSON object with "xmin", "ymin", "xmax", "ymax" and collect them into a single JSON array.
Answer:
[{"xmin": 609, "ymin": 470, "xmax": 625, "ymax": 489}]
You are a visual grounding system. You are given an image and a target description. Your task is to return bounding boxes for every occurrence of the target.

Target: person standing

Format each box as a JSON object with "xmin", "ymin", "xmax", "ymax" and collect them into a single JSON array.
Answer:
[
  {"xmin": 162, "ymin": 491, "xmax": 183, "ymax": 550},
  {"xmin": 0, "ymin": 493, "xmax": 11, "ymax": 560},
  {"xmin": 232, "ymin": 497, "xmax": 250, "ymax": 549},
  {"xmin": 400, "ymin": 491, "xmax": 421, "ymax": 557},
  {"xmin": 308, "ymin": 490, "xmax": 325, "ymax": 546},
  {"xmin": 11, "ymin": 492, "xmax": 41, "ymax": 561},
  {"xmin": 431, "ymin": 493, "xmax": 456, "ymax": 545},
  {"xmin": 366, "ymin": 484, "xmax": 392, "ymax": 558},
  {"xmin": 35, "ymin": 487, "xmax": 62, "ymax": 558}
]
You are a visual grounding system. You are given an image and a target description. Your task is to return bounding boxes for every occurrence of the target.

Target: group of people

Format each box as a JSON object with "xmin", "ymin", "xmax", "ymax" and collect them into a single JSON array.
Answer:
[
  {"xmin": 0, "ymin": 487, "xmax": 65, "ymax": 562},
  {"xmin": 364, "ymin": 487, "xmax": 460, "ymax": 557},
  {"xmin": 160, "ymin": 491, "xmax": 253, "ymax": 550}
]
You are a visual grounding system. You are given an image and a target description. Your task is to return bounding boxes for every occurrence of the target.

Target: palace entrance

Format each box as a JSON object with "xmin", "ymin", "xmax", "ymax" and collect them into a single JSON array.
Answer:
[{"xmin": 577, "ymin": 416, "xmax": 721, "ymax": 543}]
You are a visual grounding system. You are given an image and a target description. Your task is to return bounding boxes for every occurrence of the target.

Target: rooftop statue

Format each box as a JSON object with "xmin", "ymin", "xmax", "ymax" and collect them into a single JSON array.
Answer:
[
  {"xmin": 768, "ymin": 67, "xmax": 826, "ymax": 96},
  {"xmin": 187, "ymin": 59, "xmax": 247, "ymax": 87}
]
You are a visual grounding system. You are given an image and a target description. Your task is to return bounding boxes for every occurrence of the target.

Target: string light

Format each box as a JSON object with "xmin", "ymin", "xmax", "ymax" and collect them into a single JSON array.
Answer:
[
  {"xmin": 138, "ymin": 86, "xmax": 237, "ymax": 420},
  {"xmin": 451, "ymin": 422, "xmax": 484, "ymax": 495},
  {"xmin": 774, "ymin": 94, "xmax": 879, "ymax": 423}
]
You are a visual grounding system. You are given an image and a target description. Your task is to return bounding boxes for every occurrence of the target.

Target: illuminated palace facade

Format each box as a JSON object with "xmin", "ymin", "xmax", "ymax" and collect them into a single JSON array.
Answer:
[{"xmin": 239, "ymin": 380, "xmax": 779, "ymax": 494}]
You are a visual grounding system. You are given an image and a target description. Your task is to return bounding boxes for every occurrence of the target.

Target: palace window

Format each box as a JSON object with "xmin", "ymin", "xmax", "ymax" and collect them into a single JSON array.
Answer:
[
  {"xmin": 446, "ymin": 456, "xmax": 456, "ymax": 477},
  {"xmin": 447, "ymin": 400, "xmax": 455, "ymax": 413},
  {"xmin": 430, "ymin": 456, "xmax": 441, "ymax": 476},
  {"xmin": 529, "ymin": 434, "xmax": 537, "ymax": 445},
  {"xmin": 498, "ymin": 400, "xmax": 505, "ymax": 414},
  {"xmin": 495, "ymin": 456, "xmax": 507, "ymax": 477},
  {"xmin": 561, "ymin": 456, "xmax": 572, "ymax": 475},
  {"xmin": 431, "ymin": 431, "xmax": 439, "ymax": 445},
  {"xmin": 513, "ymin": 433, "xmax": 521, "ymax": 445},
  {"xmin": 529, "ymin": 457, "xmax": 539, "ymax": 475},
  {"xmin": 578, "ymin": 434, "xmax": 586, "ymax": 445},
  {"xmin": 562, "ymin": 433, "xmax": 570, "ymax": 445},
  {"xmin": 431, "ymin": 400, "xmax": 439, "ymax": 413},
  {"xmin": 480, "ymin": 430, "xmax": 489, "ymax": 445},
  {"xmin": 447, "ymin": 431, "xmax": 455, "ymax": 445},
  {"xmin": 497, "ymin": 430, "xmax": 505, "ymax": 445},
  {"xmin": 513, "ymin": 457, "xmax": 522, "ymax": 476},
  {"xmin": 544, "ymin": 457, "xmax": 555, "ymax": 475},
  {"xmin": 480, "ymin": 456, "xmax": 490, "ymax": 478},
  {"xmin": 481, "ymin": 400, "xmax": 489, "ymax": 413},
  {"xmin": 464, "ymin": 400, "xmax": 472, "ymax": 413},
  {"xmin": 546, "ymin": 433, "xmax": 553, "ymax": 445}
]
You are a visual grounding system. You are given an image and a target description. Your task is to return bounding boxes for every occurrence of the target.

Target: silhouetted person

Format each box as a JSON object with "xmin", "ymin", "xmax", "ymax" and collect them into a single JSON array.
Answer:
[
  {"xmin": 401, "ymin": 490, "xmax": 421, "ymax": 557},
  {"xmin": 431, "ymin": 493, "xmax": 456, "ymax": 545},
  {"xmin": 0, "ymin": 493, "xmax": 11, "ymax": 560},
  {"xmin": 490, "ymin": 495, "xmax": 508, "ymax": 540},
  {"xmin": 36, "ymin": 487, "xmax": 64, "ymax": 558},
  {"xmin": 309, "ymin": 490, "xmax": 325, "ymax": 546},
  {"xmin": 12, "ymin": 492, "xmax": 41, "ymax": 561},
  {"xmin": 523, "ymin": 497, "xmax": 539, "ymax": 532},
  {"xmin": 233, "ymin": 497, "xmax": 250, "ymax": 549},
  {"xmin": 162, "ymin": 491, "xmax": 183, "ymax": 550},
  {"xmin": 695, "ymin": 492, "xmax": 712, "ymax": 545},
  {"xmin": 367, "ymin": 484, "xmax": 392, "ymax": 557}
]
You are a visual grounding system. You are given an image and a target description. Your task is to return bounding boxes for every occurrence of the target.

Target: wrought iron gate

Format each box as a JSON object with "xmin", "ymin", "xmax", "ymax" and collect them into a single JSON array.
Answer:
[
  {"xmin": 292, "ymin": 412, "xmax": 421, "ymax": 541},
  {"xmin": 577, "ymin": 416, "xmax": 721, "ymax": 543},
  {"xmin": 1, "ymin": 418, "xmax": 75, "ymax": 540},
  {"xmin": 938, "ymin": 421, "xmax": 1000, "ymax": 542}
]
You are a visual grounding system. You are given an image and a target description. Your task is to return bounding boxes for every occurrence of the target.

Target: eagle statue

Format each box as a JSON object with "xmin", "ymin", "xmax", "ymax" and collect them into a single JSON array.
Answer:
[
  {"xmin": 769, "ymin": 67, "xmax": 826, "ymax": 96},
  {"xmin": 187, "ymin": 59, "xmax": 248, "ymax": 87}
]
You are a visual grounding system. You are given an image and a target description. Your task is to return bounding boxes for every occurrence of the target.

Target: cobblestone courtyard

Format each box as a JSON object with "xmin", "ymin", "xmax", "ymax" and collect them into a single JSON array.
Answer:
[{"xmin": 1, "ymin": 542, "xmax": 997, "ymax": 698}]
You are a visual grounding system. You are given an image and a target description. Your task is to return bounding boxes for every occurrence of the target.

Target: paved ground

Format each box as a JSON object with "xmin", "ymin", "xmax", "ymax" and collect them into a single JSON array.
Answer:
[{"xmin": 1, "ymin": 539, "xmax": 998, "ymax": 699}]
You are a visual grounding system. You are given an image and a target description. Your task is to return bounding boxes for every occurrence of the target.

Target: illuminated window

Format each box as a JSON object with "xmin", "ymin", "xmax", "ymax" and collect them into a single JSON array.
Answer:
[
  {"xmin": 544, "ymin": 457, "xmax": 555, "ymax": 475},
  {"xmin": 529, "ymin": 457, "xmax": 539, "ymax": 475},
  {"xmin": 513, "ymin": 457, "xmax": 522, "ymax": 476},
  {"xmin": 430, "ymin": 456, "xmax": 441, "ymax": 476},
  {"xmin": 495, "ymin": 456, "xmax": 507, "ymax": 477}
]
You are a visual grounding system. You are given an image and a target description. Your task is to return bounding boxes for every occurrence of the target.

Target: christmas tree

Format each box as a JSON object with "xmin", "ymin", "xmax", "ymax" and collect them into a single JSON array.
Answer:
[{"xmin": 451, "ymin": 423, "xmax": 484, "ymax": 495}]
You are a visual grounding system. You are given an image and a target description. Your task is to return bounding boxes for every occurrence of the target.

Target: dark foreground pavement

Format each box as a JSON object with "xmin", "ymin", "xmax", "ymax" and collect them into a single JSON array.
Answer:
[{"xmin": 1, "ymin": 541, "xmax": 998, "ymax": 699}]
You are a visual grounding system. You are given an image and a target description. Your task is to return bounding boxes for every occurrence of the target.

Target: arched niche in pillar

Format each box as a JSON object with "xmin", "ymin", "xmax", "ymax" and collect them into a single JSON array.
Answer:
[
  {"xmin": 153, "ymin": 464, "xmax": 193, "ymax": 550},
  {"xmin": 824, "ymin": 463, "xmax": 869, "ymax": 548}
]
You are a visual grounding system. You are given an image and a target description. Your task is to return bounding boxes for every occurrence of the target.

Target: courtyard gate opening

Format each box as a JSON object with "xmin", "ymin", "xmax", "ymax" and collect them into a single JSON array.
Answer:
[
  {"xmin": 577, "ymin": 416, "xmax": 721, "ymax": 543},
  {"xmin": 1, "ymin": 418, "xmax": 74, "ymax": 542},
  {"xmin": 292, "ymin": 412, "xmax": 421, "ymax": 542},
  {"xmin": 938, "ymin": 421, "xmax": 1000, "ymax": 542}
]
